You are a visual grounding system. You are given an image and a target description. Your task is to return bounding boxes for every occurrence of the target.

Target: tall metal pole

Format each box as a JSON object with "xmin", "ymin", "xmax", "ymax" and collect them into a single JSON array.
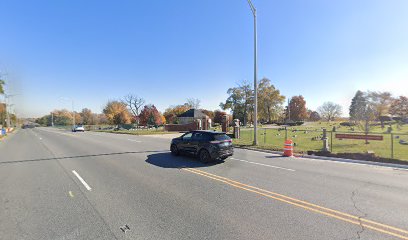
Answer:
[
  {"xmin": 59, "ymin": 97, "xmax": 75, "ymax": 129},
  {"xmin": 72, "ymin": 100, "xmax": 75, "ymax": 129},
  {"xmin": 4, "ymin": 94, "xmax": 16, "ymax": 128},
  {"xmin": 5, "ymin": 95, "xmax": 10, "ymax": 128},
  {"xmin": 247, "ymin": 0, "xmax": 258, "ymax": 145},
  {"xmin": 288, "ymin": 98, "xmax": 291, "ymax": 122}
]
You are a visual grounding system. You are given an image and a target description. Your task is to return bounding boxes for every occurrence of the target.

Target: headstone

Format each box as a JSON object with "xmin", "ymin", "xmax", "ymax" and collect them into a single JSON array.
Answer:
[{"xmin": 322, "ymin": 128, "xmax": 330, "ymax": 152}]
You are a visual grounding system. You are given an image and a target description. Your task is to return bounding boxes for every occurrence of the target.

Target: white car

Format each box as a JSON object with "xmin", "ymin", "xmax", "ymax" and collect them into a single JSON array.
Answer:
[{"xmin": 72, "ymin": 125, "xmax": 85, "ymax": 132}]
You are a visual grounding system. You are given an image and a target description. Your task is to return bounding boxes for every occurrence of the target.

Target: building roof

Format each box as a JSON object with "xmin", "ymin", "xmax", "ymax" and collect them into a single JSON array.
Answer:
[{"xmin": 177, "ymin": 109, "xmax": 208, "ymax": 118}]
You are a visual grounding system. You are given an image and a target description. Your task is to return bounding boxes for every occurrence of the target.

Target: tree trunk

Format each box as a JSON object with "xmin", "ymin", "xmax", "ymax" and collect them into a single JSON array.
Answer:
[
  {"xmin": 365, "ymin": 120, "xmax": 369, "ymax": 144},
  {"xmin": 243, "ymin": 105, "xmax": 247, "ymax": 126}
]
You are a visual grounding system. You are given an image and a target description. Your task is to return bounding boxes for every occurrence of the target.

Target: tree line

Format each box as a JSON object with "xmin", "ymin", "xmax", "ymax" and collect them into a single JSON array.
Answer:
[
  {"xmin": 349, "ymin": 90, "xmax": 408, "ymax": 132},
  {"xmin": 219, "ymin": 78, "xmax": 344, "ymax": 124},
  {"xmin": 33, "ymin": 80, "xmax": 407, "ymax": 129},
  {"xmin": 35, "ymin": 95, "xmax": 229, "ymax": 127}
]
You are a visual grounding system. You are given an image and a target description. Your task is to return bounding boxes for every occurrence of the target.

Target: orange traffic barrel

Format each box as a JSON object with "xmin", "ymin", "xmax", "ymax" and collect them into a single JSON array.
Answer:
[{"xmin": 283, "ymin": 139, "xmax": 293, "ymax": 157}]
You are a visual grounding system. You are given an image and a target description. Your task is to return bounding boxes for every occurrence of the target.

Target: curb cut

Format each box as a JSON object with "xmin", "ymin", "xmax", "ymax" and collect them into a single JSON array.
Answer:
[{"xmin": 235, "ymin": 146, "xmax": 408, "ymax": 170}]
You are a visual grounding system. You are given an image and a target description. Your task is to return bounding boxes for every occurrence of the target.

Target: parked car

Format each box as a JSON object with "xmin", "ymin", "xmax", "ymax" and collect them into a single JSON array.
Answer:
[
  {"xmin": 72, "ymin": 125, "xmax": 85, "ymax": 132},
  {"xmin": 170, "ymin": 130, "xmax": 233, "ymax": 163}
]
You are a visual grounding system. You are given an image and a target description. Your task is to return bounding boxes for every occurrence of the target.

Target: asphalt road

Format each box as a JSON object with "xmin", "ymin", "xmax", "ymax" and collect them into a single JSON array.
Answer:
[{"xmin": 1, "ymin": 127, "xmax": 408, "ymax": 240}]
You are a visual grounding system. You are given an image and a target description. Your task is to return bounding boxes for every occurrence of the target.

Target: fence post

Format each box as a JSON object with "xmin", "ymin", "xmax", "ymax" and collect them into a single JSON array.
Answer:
[
  {"xmin": 285, "ymin": 127, "xmax": 288, "ymax": 140},
  {"xmin": 264, "ymin": 129, "xmax": 266, "ymax": 144},
  {"xmin": 391, "ymin": 133, "xmax": 394, "ymax": 159},
  {"xmin": 330, "ymin": 131, "xmax": 333, "ymax": 152}
]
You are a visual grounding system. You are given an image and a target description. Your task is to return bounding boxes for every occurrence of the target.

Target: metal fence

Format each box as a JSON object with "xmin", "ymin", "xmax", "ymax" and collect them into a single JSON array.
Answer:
[{"xmin": 235, "ymin": 127, "xmax": 408, "ymax": 161}]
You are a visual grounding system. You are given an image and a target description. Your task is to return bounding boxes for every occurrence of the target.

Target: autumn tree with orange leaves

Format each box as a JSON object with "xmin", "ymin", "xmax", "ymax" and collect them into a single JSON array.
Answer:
[{"xmin": 103, "ymin": 101, "xmax": 131, "ymax": 125}]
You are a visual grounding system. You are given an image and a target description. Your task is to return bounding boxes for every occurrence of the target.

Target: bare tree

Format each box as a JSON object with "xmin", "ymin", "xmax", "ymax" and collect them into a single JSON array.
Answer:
[
  {"xmin": 317, "ymin": 102, "xmax": 342, "ymax": 121},
  {"xmin": 122, "ymin": 94, "xmax": 145, "ymax": 125},
  {"xmin": 186, "ymin": 98, "xmax": 201, "ymax": 109},
  {"xmin": 358, "ymin": 104, "xmax": 377, "ymax": 144}
]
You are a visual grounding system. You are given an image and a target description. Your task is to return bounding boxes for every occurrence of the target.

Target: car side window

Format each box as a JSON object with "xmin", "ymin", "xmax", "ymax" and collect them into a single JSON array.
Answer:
[
  {"xmin": 201, "ymin": 133, "xmax": 211, "ymax": 141},
  {"xmin": 192, "ymin": 133, "xmax": 204, "ymax": 141},
  {"xmin": 182, "ymin": 133, "xmax": 193, "ymax": 140}
]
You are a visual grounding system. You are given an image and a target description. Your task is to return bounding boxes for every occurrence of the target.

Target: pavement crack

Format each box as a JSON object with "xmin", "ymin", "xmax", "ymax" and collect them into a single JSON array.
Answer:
[
  {"xmin": 351, "ymin": 190, "xmax": 367, "ymax": 239},
  {"xmin": 345, "ymin": 184, "xmax": 370, "ymax": 240}
]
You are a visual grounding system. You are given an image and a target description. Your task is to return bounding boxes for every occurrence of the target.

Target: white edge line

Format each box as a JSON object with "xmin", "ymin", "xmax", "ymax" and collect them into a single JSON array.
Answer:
[
  {"xmin": 230, "ymin": 157, "xmax": 295, "ymax": 172},
  {"xmin": 240, "ymin": 148, "xmax": 408, "ymax": 171},
  {"xmin": 127, "ymin": 139, "xmax": 141, "ymax": 142},
  {"xmin": 72, "ymin": 170, "xmax": 92, "ymax": 191}
]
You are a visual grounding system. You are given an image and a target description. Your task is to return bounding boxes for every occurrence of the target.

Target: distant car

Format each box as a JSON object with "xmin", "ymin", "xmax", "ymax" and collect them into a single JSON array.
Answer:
[
  {"xmin": 170, "ymin": 130, "xmax": 233, "ymax": 163},
  {"xmin": 72, "ymin": 125, "xmax": 85, "ymax": 132}
]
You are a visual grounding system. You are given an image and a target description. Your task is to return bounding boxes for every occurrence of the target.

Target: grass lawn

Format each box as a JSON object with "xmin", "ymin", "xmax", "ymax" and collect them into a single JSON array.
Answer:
[{"xmin": 234, "ymin": 122, "xmax": 408, "ymax": 161}]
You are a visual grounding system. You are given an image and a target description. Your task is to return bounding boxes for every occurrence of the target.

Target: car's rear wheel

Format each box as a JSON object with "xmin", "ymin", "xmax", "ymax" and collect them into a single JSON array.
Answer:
[
  {"xmin": 170, "ymin": 144, "xmax": 179, "ymax": 156},
  {"xmin": 199, "ymin": 150, "xmax": 211, "ymax": 163}
]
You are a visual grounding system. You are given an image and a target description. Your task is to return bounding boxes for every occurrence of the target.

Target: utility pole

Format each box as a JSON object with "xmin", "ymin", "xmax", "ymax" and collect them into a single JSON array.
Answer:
[
  {"xmin": 5, "ymin": 95, "xmax": 10, "ymax": 128},
  {"xmin": 72, "ymin": 100, "xmax": 75, "ymax": 129},
  {"xmin": 4, "ymin": 94, "xmax": 16, "ymax": 128},
  {"xmin": 51, "ymin": 112, "xmax": 54, "ymax": 127},
  {"xmin": 247, "ymin": 0, "xmax": 258, "ymax": 145}
]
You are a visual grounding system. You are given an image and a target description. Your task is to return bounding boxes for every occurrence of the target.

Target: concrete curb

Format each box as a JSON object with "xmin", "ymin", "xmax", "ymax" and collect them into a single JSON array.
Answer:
[{"xmin": 235, "ymin": 146, "xmax": 408, "ymax": 170}]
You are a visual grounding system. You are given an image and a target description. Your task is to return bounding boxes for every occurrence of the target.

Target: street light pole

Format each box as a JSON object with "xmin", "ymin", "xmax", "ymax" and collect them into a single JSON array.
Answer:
[
  {"xmin": 288, "ymin": 98, "xmax": 291, "ymax": 122},
  {"xmin": 5, "ymin": 95, "xmax": 10, "ymax": 128},
  {"xmin": 4, "ymin": 94, "xmax": 16, "ymax": 128},
  {"xmin": 60, "ymin": 97, "xmax": 75, "ymax": 130},
  {"xmin": 247, "ymin": 0, "xmax": 258, "ymax": 145},
  {"xmin": 72, "ymin": 99, "xmax": 75, "ymax": 129}
]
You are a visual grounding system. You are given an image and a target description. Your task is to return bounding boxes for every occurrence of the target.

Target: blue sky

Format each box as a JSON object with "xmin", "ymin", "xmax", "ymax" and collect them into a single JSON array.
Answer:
[{"xmin": 1, "ymin": 0, "xmax": 407, "ymax": 117}]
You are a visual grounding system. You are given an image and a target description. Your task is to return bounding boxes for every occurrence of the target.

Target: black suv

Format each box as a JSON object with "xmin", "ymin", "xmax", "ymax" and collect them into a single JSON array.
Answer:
[{"xmin": 170, "ymin": 130, "xmax": 233, "ymax": 163}]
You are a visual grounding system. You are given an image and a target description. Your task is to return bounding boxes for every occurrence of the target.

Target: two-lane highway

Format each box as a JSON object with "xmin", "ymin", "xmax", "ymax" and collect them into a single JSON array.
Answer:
[{"xmin": 1, "ymin": 127, "xmax": 408, "ymax": 239}]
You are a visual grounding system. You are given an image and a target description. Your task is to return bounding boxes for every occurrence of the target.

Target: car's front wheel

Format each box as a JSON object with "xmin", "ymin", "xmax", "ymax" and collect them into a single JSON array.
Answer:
[{"xmin": 170, "ymin": 144, "xmax": 179, "ymax": 156}]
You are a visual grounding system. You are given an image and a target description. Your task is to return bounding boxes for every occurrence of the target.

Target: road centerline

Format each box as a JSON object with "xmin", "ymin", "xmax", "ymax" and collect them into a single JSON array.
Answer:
[
  {"xmin": 72, "ymin": 170, "xmax": 92, "ymax": 191},
  {"xmin": 183, "ymin": 168, "xmax": 408, "ymax": 239},
  {"xmin": 230, "ymin": 157, "xmax": 295, "ymax": 171}
]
